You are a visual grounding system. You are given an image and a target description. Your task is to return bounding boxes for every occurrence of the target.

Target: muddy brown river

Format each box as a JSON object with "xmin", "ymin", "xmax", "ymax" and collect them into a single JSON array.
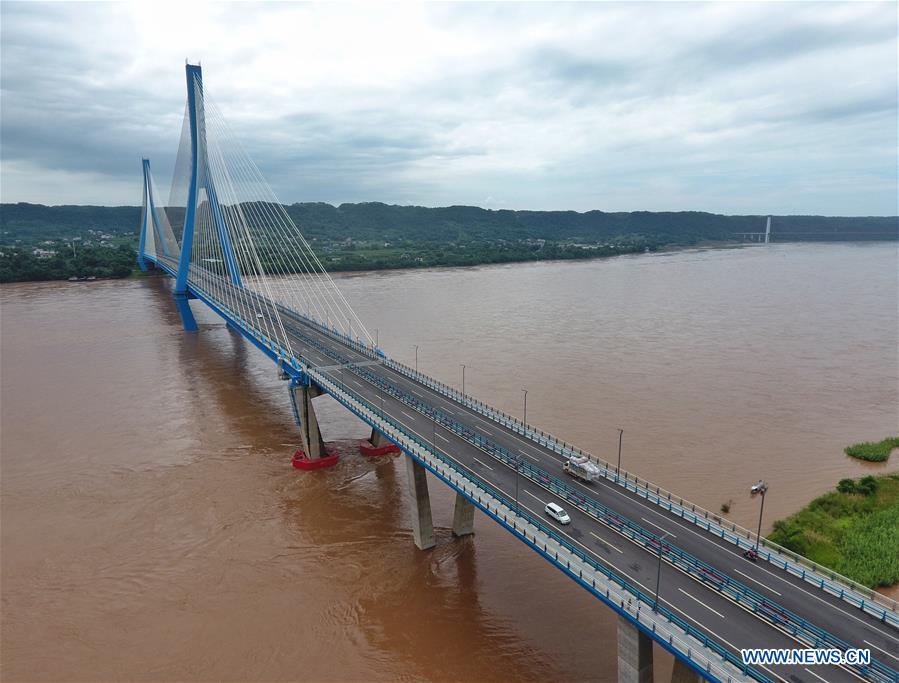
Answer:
[{"xmin": 2, "ymin": 242, "xmax": 897, "ymax": 682}]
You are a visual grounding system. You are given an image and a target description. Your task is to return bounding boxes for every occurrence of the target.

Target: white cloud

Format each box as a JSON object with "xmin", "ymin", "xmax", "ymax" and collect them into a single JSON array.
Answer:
[{"xmin": 1, "ymin": 1, "xmax": 895, "ymax": 214}]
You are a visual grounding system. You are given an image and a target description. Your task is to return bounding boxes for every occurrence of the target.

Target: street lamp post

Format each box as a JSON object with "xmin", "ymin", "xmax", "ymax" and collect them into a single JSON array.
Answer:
[
  {"xmin": 516, "ymin": 387, "xmax": 528, "ymax": 515},
  {"xmin": 461, "ymin": 364, "xmax": 466, "ymax": 395},
  {"xmin": 375, "ymin": 328, "xmax": 379, "ymax": 348},
  {"xmin": 654, "ymin": 531, "xmax": 671, "ymax": 610},
  {"xmin": 754, "ymin": 481, "xmax": 768, "ymax": 553},
  {"xmin": 616, "ymin": 428, "xmax": 623, "ymax": 476},
  {"xmin": 414, "ymin": 345, "xmax": 419, "ymax": 373}
]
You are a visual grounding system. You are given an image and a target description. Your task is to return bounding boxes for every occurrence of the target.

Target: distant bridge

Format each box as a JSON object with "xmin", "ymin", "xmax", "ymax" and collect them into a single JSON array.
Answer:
[
  {"xmin": 734, "ymin": 217, "xmax": 772, "ymax": 244},
  {"xmin": 138, "ymin": 64, "xmax": 899, "ymax": 683}
]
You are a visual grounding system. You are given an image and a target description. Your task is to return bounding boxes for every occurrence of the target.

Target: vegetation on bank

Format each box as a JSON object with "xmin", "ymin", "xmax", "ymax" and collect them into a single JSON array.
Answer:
[
  {"xmin": 0, "ymin": 234, "xmax": 660, "ymax": 284},
  {"xmin": 1, "ymin": 201, "xmax": 896, "ymax": 283},
  {"xmin": 844, "ymin": 437, "xmax": 899, "ymax": 462},
  {"xmin": 0, "ymin": 244, "xmax": 137, "ymax": 283},
  {"xmin": 3, "ymin": 202, "xmax": 898, "ymax": 244},
  {"xmin": 767, "ymin": 474, "xmax": 899, "ymax": 588},
  {"xmin": 286, "ymin": 235, "xmax": 658, "ymax": 272}
]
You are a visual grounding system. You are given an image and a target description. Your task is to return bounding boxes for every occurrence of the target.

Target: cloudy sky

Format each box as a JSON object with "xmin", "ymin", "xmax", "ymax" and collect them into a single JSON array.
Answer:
[{"xmin": 1, "ymin": 2, "xmax": 896, "ymax": 214}]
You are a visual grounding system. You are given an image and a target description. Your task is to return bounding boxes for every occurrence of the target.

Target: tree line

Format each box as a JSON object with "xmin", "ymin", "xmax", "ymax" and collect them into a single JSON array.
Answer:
[
  {"xmin": 3, "ymin": 201, "xmax": 896, "ymax": 244},
  {"xmin": 1, "ymin": 202, "xmax": 896, "ymax": 283}
]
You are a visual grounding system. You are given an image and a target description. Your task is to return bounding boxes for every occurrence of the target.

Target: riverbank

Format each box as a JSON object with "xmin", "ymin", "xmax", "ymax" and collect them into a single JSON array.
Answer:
[
  {"xmin": 0, "ymin": 238, "xmax": 810, "ymax": 284},
  {"xmin": 767, "ymin": 473, "xmax": 899, "ymax": 589},
  {"xmin": 0, "ymin": 243, "xmax": 137, "ymax": 283},
  {"xmin": 0, "ymin": 238, "xmax": 664, "ymax": 284},
  {"xmin": 3, "ymin": 200, "xmax": 896, "ymax": 284}
]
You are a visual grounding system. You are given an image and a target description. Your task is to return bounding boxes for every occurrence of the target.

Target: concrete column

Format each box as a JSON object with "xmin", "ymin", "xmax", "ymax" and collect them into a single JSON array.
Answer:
[
  {"xmin": 370, "ymin": 428, "xmax": 390, "ymax": 448},
  {"xmin": 405, "ymin": 455, "xmax": 435, "ymax": 550},
  {"xmin": 670, "ymin": 659, "xmax": 701, "ymax": 683},
  {"xmin": 292, "ymin": 383, "xmax": 325, "ymax": 460},
  {"xmin": 617, "ymin": 617, "xmax": 653, "ymax": 683},
  {"xmin": 451, "ymin": 491, "xmax": 475, "ymax": 537}
]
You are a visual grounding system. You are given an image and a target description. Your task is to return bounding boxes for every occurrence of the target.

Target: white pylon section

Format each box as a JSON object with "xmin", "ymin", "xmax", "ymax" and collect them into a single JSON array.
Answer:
[
  {"xmin": 169, "ymin": 75, "xmax": 374, "ymax": 350},
  {"xmin": 140, "ymin": 171, "xmax": 158, "ymax": 262},
  {"xmin": 141, "ymin": 159, "xmax": 182, "ymax": 268}
]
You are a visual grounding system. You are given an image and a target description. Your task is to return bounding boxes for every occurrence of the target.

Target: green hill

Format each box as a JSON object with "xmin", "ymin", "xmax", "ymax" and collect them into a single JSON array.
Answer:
[{"xmin": 1, "ymin": 202, "xmax": 896, "ymax": 283}]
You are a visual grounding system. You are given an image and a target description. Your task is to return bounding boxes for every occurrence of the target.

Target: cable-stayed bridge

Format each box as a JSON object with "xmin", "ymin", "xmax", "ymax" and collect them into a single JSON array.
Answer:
[{"xmin": 138, "ymin": 64, "xmax": 899, "ymax": 683}]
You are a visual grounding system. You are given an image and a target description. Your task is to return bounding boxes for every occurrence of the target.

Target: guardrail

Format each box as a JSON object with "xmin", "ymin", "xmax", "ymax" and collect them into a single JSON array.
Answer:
[
  {"xmin": 288, "ymin": 327, "xmax": 898, "ymax": 683},
  {"xmin": 367, "ymin": 349, "xmax": 899, "ymax": 625},
  {"xmin": 301, "ymin": 357, "xmax": 767, "ymax": 683},
  {"xmin": 160, "ymin": 266, "xmax": 896, "ymax": 681},
  {"xmin": 181, "ymin": 269, "xmax": 898, "ymax": 626}
]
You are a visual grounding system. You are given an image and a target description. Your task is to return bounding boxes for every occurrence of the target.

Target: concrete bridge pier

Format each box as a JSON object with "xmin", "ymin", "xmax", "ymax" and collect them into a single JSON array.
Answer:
[
  {"xmin": 292, "ymin": 382, "xmax": 326, "ymax": 459},
  {"xmin": 359, "ymin": 427, "xmax": 401, "ymax": 457},
  {"xmin": 289, "ymin": 380, "xmax": 339, "ymax": 470},
  {"xmin": 670, "ymin": 659, "xmax": 701, "ymax": 683},
  {"xmin": 405, "ymin": 455, "xmax": 436, "ymax": 550},
  {"xmin": 617, "ymin": 617, "xmax": 653, "ymax": 683},
  {"xmin": 370, "ymin": 428, "xmax": 391, "ymax": 448},
  {"xmin": 452, "ymin": 492, "xmax": 475, "ymax": 537}
]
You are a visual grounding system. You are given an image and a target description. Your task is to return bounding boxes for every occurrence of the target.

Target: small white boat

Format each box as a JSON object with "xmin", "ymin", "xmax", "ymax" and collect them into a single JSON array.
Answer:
[{"xmin": 750, "ymin": 480, "xmax": 767, "ymax": 495}]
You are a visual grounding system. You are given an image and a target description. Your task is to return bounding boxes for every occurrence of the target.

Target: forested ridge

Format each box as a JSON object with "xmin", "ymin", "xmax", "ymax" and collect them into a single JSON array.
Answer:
[
  {"xmin": 3, "ymin": 201, "xmax": 896, "ymax": 242},
  {"xmin": 2, "ymin": 201, "xmax": 896, "ymax": 283}
]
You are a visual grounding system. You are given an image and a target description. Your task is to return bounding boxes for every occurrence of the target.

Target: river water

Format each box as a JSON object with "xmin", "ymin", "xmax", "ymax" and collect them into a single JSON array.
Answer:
[{"xmin": 2, "ymin": 242, "xmax": 897, "ymax": 682}]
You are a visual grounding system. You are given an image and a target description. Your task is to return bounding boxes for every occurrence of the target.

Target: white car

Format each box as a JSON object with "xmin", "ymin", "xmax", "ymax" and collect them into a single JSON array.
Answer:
[{"xmin": 544, "ymin": 502, "xmax": 571, "ymax": 525}]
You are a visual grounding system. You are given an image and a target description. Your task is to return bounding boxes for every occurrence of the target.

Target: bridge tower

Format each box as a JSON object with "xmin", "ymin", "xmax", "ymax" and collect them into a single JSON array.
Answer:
[
  {"xmin": 149, "ymin": 63, "xmax": 478, "ymax": 540},
  {"xmin": 174, "ymin": 63, "xmax": 245, "ymax": 331},
  {"xmin": 137, "ymin": 158, "xmax": 154, "ymax": 272},
  {"xmin": 137, "ymin": 158, "xmax": 172, "ymax": 272},
  {"xmin": 176, "ymin": 62, "xmax": 244, "ymax": 292}
]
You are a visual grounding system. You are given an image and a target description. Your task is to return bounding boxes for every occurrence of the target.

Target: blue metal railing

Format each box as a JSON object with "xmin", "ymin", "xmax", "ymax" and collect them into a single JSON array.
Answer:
[
  {"xmin": 286, "ymin": 324, "xmax": 898, "ymax": 683},
  {"xmin": 376, "ymin": 353, "xmax": 899, "ymax": 625},
  {"xmin": 271, "ymin": 301, "xmax": 899, "ymax": 626},
  {"xmin": 154, "ymin": 260, "xmax": 897, "ymax": 682},
  {"xmin": 302, "ymin": 360, "xmax": 770, "ymax": 683},
  {"xmin": 277, "ymin": 305, "xmax": 899, "ymax": 625}
]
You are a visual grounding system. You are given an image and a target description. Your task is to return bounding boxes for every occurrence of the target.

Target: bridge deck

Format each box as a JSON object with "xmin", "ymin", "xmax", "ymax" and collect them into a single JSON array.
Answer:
[
  {"xmin": 149, "ymin": 255, "xmax": 899, "ymax": 683},
  {"xmin": 141, "ymin": 61, "xmax": 895, "ymax": 683},
  {"xmin": 276, "ymin": 304, "xmax": 897, "ymax": 683}
]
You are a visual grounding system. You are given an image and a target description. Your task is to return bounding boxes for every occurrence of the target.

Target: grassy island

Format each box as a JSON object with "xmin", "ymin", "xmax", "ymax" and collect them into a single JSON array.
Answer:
[
  {"xmin": 768, "ymin": 473, "xmax": 899, "ymax": 588},
  {"xmin": 844, "ymin": 436, "xmax": 899, "ymax": 462}
]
